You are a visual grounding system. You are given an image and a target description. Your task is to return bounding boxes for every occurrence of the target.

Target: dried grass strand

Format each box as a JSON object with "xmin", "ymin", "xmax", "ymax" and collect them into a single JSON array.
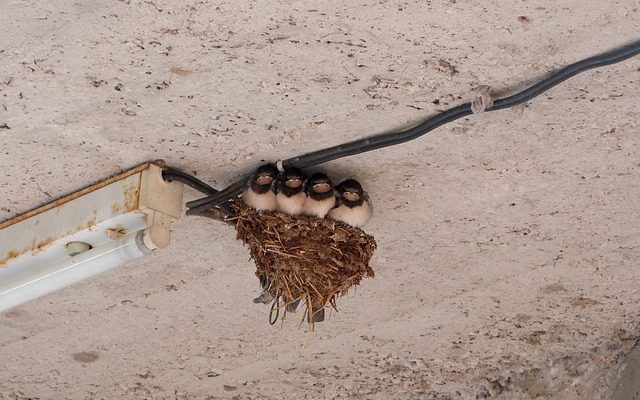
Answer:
[{"xmin": 233, "ymin": 201, "xmax": 376, "ymax": 324}]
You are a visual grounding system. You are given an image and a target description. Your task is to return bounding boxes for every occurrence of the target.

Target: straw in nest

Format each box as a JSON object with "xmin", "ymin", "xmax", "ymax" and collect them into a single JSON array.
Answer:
[{"xmin": 231, "ymin": 201, "xmax": 376, "ymax": 324}]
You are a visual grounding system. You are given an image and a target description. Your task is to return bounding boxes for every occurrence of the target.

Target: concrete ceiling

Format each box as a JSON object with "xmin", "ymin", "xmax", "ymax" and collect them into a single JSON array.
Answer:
[{"xmin": 1, "ymin": 1, "xmax": 639, "ymax": 398}]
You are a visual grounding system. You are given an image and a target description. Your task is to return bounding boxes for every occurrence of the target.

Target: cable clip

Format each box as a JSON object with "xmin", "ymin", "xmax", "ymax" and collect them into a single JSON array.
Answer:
[{"xmin": 471, "ymin": 85, "xmax": 494, "ymax": 114}]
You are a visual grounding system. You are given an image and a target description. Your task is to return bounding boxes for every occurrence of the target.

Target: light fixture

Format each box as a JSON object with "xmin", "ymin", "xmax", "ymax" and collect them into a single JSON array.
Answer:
[{"xmin": 0, "ymin": 162, "xmax": 184, "ymax": 313}]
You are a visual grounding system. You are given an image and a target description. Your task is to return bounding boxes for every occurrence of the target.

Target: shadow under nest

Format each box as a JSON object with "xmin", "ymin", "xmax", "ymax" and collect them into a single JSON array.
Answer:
[{"xmin": 227, "ymin": 201, "xmax": 377, "ymax": 325}]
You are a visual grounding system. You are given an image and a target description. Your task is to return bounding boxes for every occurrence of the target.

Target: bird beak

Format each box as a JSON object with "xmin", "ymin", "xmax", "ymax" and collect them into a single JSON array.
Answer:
[
  {"xmin": 256, "ymin": 175, "xmax": 274, "ymax": 185},
  {"xmin": 312, "ymin": 182, "xmax": 332, "ymax": 193},
  {"xmin": 342, "ymin": 191, "xmax": 360, "ymax": 202},
  {"xmin": 285, "ymin": 178, "xmax": 302, "ymax": 189}
]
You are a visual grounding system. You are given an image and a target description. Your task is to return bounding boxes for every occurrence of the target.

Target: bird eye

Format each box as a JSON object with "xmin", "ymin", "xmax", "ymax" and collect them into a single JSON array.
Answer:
[
  {"xmin": 256, "ymin": 175, "xmax": 273, "ymax": 185},
  {"xmin": 285, "ymin": 178, "xmax": 302, "ymax": 189},
  {"xmin": 312, "ymin": 183, "xmax": 331, "ymax": 193}
]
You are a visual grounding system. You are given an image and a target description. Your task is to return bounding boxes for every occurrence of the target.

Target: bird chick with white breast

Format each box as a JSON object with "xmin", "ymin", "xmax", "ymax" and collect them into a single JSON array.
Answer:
[
  {"xmin": 275, "ymin": 167, "xmax": 307, "ymax": 216},
  {"xmin": 242, "ymin": 164, "xmax": 278, "ymax": 211},
  {"xmin": 302, "ymin": 172, "xmax": 335, "ymax": 218},
  {"xmin": 328, "ymin": 179, "xmax": 372, "ymax": 228},
  {"xmin": 244, "ymin": 166, "xmax": 279, "ymax": 305}
]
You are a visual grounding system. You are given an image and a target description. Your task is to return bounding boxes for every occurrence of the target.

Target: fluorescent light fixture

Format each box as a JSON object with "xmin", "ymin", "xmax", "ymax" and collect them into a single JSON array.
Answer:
[{"xmin": 0, "ymin": 162, "xmax": 184, "ymax": 313}]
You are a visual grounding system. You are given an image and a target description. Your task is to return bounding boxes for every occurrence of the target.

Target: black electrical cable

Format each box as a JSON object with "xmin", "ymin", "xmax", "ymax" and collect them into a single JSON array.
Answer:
[
  {"xmin": 162, "ymin": 168, "xmax": 219, "ymax": 195},
  {"xmin": 186, "ymin": 38, "xmax": 640, "ymax": 216},
  {"xmin": 162, "ymin": 168, "xmax": 234, "ymax": 215},
  {"xmin": 185, "ymin": 178, "xmax": 249, "ymax": 215},
  {"xmin": 283, "ymin": 38, "xmax": 640, "ymax": 168}
]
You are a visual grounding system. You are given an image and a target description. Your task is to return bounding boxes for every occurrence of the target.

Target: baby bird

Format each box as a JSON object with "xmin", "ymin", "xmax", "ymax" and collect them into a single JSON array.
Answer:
[
  {"xmin": 244, "ymin": 166, "xmax": 278, "ymax": 304},
  {"xmin": 275, "ymin": 167, "xmax": 307, "ymax": 216},
  {"xmin": 242, "ymin": 164, "xmax": 278, "ymax": 211},
  {"xmin": 328, "ymin": 179, "xmax": 372, "ymax": 228},
  {"xmin": 302, "ymin": 172, "xmax": 336, "ymax": 218}
]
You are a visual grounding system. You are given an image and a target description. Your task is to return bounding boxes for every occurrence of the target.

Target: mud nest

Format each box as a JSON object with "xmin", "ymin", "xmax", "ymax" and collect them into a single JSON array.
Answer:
[{"xmin": 231, "ymin": 201, "xmax": 376, "ymax": 324}]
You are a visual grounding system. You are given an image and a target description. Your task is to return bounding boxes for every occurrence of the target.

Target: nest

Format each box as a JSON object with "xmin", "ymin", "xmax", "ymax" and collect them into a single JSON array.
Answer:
[{"xmin": 231, "ymin": 200, "xmax": 376, "ymax": 324}]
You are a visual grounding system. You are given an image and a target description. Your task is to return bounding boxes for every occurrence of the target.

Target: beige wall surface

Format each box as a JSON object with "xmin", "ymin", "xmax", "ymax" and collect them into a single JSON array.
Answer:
[{"xmin": 1, "ymin": 1, "xmax": 639, "ymax": 399}]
